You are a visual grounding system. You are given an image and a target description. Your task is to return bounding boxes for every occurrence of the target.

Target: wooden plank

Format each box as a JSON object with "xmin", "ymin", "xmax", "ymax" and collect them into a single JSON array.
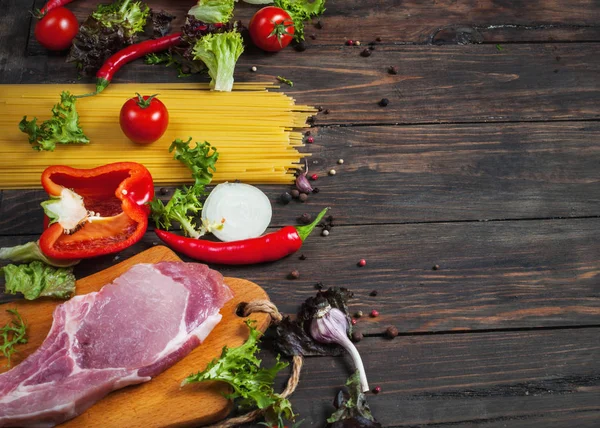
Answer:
[
  {"xmin": 282, "ymin": 328, "xmax": 600, "ymax": 426},
  {"xmin": 0, "ymin": 246, "xmax": 271, "ymax": 428},
  {"xmin": 2, "ymin": 218, "xmax": 599, "ymax": 333},
  {"xmin": 9, "ymin": 43, "xmax": 600, "ymax": 125},
  {"xmin": 26, "ymin": 0, "xmax": 600, "ymax": 55},
  {"xmin": 2, "ymin": 121, "xmax": 599, "ymax": 235},
  {"xmin": 0, "ymin": 0, "xmax": 35, "ymax": 83}
]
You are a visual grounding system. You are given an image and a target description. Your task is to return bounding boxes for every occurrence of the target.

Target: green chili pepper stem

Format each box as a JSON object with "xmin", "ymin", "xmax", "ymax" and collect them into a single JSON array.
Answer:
[{"xmin": 295, "ymin": 207, "xmax": 330, "ymax": 242}]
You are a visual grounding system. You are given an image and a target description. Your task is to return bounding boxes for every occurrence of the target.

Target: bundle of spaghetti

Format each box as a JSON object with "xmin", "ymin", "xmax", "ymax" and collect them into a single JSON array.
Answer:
[{"xmin": 0, "ymin": 83, "xmax": 315, "ymax": 189}]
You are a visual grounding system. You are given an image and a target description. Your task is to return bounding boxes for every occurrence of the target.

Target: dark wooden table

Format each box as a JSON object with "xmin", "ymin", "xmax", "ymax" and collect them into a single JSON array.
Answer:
[{"xmin": 1, "ymin": 1, "xmax": 599, "ymax": 427}]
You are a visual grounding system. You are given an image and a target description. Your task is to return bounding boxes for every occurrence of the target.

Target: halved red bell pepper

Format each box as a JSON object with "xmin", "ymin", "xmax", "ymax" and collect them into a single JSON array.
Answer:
[{"xmin": 39, "ymin": 162, "xmax": 154, "ymax": 260}]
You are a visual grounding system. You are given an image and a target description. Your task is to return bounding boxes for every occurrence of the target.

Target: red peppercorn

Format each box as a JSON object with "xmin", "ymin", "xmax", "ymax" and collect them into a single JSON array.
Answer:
[
  {"xmin": 351, "ymin": 318, "xmax": 357, "ymax": 325},
  {"xmin": 358, "ymin": 259, "xmax": 366, "ymax": 267},
  {"xmin": 307, "ymin": 136, "xmax": 314, "ymax": 143},
  {"xmin": 346, "ymin": 40, "xmax": 354, "ymax": 46},
  {"xmin": 372, "ymin": 386, "xmax": 381, "ymax": 394},
  {"xmin": 311, "ymin": 173, "xmax": 318, "ymax": 181},
  {"xmin": 370, "ymin": 309, "xmax": 379, "ymax": 318}
]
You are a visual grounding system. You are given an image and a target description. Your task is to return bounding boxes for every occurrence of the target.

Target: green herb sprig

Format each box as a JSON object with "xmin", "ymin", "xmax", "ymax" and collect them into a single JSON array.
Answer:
[{"xmin": 1, "ymin": 309, "xmax": 28, "ymax": 367}]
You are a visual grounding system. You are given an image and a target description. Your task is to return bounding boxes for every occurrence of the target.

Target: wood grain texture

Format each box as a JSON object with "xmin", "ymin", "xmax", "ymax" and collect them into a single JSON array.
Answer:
[
  {"xmin": 2, "ymin": 121, "xmax": 599, "ymax": 235},
  {"xmin": 282, "ymin": 328, "xmax": 600, "ymax": 426},
  {"xmin": 9, "ymin": 43, "xmax": 599, "ymax": 126},
  {"xmin": 0, "ymin": 246, "xmax": 272, "ymax": 428},
  {"xmin": 26, "ymin": 0, "xmax": 600, "ymax": 52},
  {"xmin": 3, "ymin": 218, "xmax": 599, "ymax": 334}
]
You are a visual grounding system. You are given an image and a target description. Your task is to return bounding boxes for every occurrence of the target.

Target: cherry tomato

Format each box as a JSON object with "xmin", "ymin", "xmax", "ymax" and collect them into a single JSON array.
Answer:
[
  {"xmin": 119, "ymin": 94, "xmax": 169, "ymax": 145},
  {"xmin": 35, "ymin": 7, "xmax": 79, "ymax": 51},
  {"xmin": 248, "ymin": 6, "xmax": 295, "ymax": 52}
]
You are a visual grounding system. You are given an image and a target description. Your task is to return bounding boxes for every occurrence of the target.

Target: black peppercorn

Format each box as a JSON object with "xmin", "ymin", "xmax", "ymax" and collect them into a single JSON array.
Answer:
[
  {"xmin": 159, "ymin": 187, "xmax": 169, "ymax": 195},
  {"xmin": 294, "ymin": 41, "xmax": 307, "ymax": 52},
  {"xmin": 280, "ymin": 192, "xmax": 292, "ymax": 204},
  {"xmin": 360, "ymin": 48, "xmax": 372, "ymax": 57},
  {"xmin": 312, "ymin": 187, "xmax": 320, "ymax": 193},
  {"xmin": 299, "ymin": 193, "xmax": 308, "ymax": 202},
  {"xmin": 369, "ymin": 290, "xmax": 378, "ymax": 297},
  {"xmin": 324, "ymin": 109, "xmax": 330, "ymax": 114},
  {"xmin": 298, "ymin": 213, "xmax": 312, "ymax": 224},
  {"xmin": 316, "ymin": 20, "xmax": 323, "ymax": 29},
  {"xmin": 378, "ymin": 98, "xmax": 389, "ymax": 107},
  {"xmin": 351, "ymin": 331, "xmax": 363, "ymax": 342},
  {"xmin": 385, "ymin": 326, "xmax": 399, "ymax": 339},
  {"xmin": 388, "ymin": 65, "xmax": 398, "ymax": 75},
  {"xmin": 291, "ymin": 189, "xmax": 300, "ymax": 199},
  {"xmin": 289, "ymin": 269, "xmax": 300, "ymax": 279}
]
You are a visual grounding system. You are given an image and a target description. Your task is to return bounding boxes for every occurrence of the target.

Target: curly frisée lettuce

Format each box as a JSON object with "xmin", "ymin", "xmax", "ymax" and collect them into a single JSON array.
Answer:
[
  {"xmin": 183, "ymin": 320, "xmax": 295, "ymax": 427},
  {"xmin": 274, "ymin": 0, "xmax": 326, "ymax": 41},
  {"xmin": 19, "ymin": 91, "xmax": 89, "ymax": 151},
  {"xmin": 192, "ymin": 30, "xmax": 244, "ymax": 92},
  {"xmin": 91, "ymin": 0, "xmax": 150, "ymax": 41},
  {"xmin": 189, "ymin": 0, "xmax": 235, "ymax": 24}
]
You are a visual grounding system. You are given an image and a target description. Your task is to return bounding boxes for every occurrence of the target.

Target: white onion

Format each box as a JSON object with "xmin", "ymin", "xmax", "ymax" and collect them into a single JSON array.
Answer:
[{"xmin": 201, "ymin": 183, "xmax": 272, "ymax": 242}]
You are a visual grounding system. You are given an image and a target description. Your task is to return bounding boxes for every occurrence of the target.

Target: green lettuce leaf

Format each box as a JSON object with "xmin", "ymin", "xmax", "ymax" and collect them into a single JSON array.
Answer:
[
  {"xmin": 1, "ymin": 261, "xmax": 76, "ymax": 300},
  {"xmin": 188, "ymin": 0, "xmax": 235, "ymax": 24},
  {"xmin": 183, "ymin": 320, "xmax": 295, "ymax": 426},
  {"xmin": 92, "ymin": 0, "xmax": 150, "ymax": 41},
  {"xmin": 169, "ymin": 138, "xmax": 219, "ymax": 186},
  {"xmin": 0, "ymin": 241, "xmax": 79, "ymax": 268},
  {"xmin": 150, "ymin": 184, "xmax": 206, "ymax": 238},
  {"xmin": 19, "ymin": 91, "xmax": 89, "ymax": 151},
  {"xmin": 274, "ymin": 0, "xmax": 326, "ymax": 41},
  {"xmin": 192, "ymin": 30, "xmax": 244, "ymax": 92}
]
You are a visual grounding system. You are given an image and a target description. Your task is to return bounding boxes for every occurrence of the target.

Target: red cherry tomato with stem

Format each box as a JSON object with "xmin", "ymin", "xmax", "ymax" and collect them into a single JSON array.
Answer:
[
  {"xmin": 35, "ymin": 7, "xmax": 79, "ymax": 51},
  {"xmin": 120, "ymin": 94, "xmax": 169, "ymax": 145},
  {"xmin": 248, "ymin": 6, "xmax": 295, "ymax": 52}
]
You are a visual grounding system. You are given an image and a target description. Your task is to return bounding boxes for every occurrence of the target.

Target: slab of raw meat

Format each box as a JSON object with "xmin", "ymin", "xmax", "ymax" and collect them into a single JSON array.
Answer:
[{"xmin": 0, "ymin": 262, "xmax": 233, "ymax": 428}]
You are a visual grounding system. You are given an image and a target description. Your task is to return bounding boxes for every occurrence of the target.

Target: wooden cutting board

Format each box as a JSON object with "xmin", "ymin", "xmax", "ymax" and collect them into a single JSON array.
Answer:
[{"xmin": 0, "ymin": 246, "xmax": 272, "ymax": 427}]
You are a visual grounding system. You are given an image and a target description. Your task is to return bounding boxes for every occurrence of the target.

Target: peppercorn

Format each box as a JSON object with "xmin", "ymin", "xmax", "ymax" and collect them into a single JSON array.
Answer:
[
  {"xmin": 324, "ymin": 109, "xmax": 330, "ymax": 114},
  {"xmin": 388, "ymin": 65, "xmax": 398, "ymax": 75},
  {"xmin": 370, "ymin": 290, "xmax": 378, "ymax": 297},
  {"xmin": 299, "ymin": 193, "xmax": 309, "ymax": 202},
  {"xmin": 385, "ymin": 326, "xmax": 399, "ymax": 339},
  {"xmin": 355, "ymin": 40, "xmax": 361, "ymax": 46},
  {"xmin": 291, "ymin": 189, "xmax": 300, "ymax": 199},
  {"xmin": 310, "ymin": 34, "xmax": 316, "ymax": 40},
  {"xmin": 370, "ymin": 309, "xmax": 379, "ymax": 317},
  {"xmin": 299, "ymin": 254, "xmax": 307, "ymax": 260},
  {"xmin": 376, "ymin": 37, "xmax": 382, "ymax": 42},
  {"xmin": 361, "ymin": 48, "xmax": 372, "ymax": 57},
  {"xmin": 280, "ymin": 192, "xmax": 292, "ymax": 204},
  {"xmin": 317, "ymin": 106, "xmax": 323, "ymax": 112},
  {"xmin": 351, "ymin": 318, "xmax": 357, "ymax": 325},
  {"xmin": 322, "ymin": 229, "xmax": 330, "ymax": 236},
  {"xmin": 307, "ymin": 136, "xmax": 314, "ymax": 143},
  {"xmin": 358, "ymin": 259, "xmax": 366, "ymax": 267},
  {"xmin": 159, "ymin": 187, "xmax": 169, "ymax": 195},
  {"xmin": 337, "ymin": 159, "xmax": 344, "ymax": 164},
  {"xmin": 294, "ymin": 41, "xmax": 306, "ymax": 52},
  {"xmin": 355, "ymin": 310, "xmax": 363, "ymax": 318},
  {"xmin": 346, "ymin": 40, "xmax": 354, "ymax": 46},
  {"xmin": 298, "ymin": 213, "xmax": 312, "ymax": 224},
  {"xmin": 250, "ymin": 66, "xmax": 257, "ymax": 72},
  {"xmin": 305, "ymin": 131, "xmax": 311, "ymax": 136},
  {"xmin": 312, "ymin": 187, "xmax": 320, "ymax": 193},
  {"xmin": 372, "ymin": 386, "xmax": 381, "ymax": 394},
  {"xmin": 329, "ymin": 169, "xmax": 336, "ymax": 176},
  {"xmin": 289, "ymin": 269, "xmax": 300, "ymax": 279},
  {"xmin": 378, "ymin": 98, "xmax": 389, "ymax": 107},
  {"xmin": 433, "ymin": 264, "xmax": 440, "ymax": 270},
  {"xmin": 316, "ymin": 20, "xmax": 323, "ymax": 29},
  {"xmin": 351, "ymin": 331, "xmax": 363, "ymax": 342},
  {"xmin": 311, "ymin": 173, "xmax": 318, "ymax": 181}
]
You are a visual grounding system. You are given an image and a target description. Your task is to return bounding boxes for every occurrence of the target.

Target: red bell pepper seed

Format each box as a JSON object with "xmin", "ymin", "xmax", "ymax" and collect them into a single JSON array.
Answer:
[
  {"xmin": 358, "ymin": 259, "xmax": 366, "ymax": 267},
  {"xmin": 370, "ymin": 309, "xmax": 379, "ymax": 317}
]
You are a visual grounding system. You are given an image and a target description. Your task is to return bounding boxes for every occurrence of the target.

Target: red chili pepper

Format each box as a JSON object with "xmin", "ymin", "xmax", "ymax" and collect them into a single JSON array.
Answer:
[
  {"xmin": 155, "ymin": 208, "xmax": 329, "ymax": 265},
  {"xmin": 39, "ymin": 162, "xmax": 154, "ymax": 260},
  {"xmin": 40, "ymin": 0, "xmax": 75, "ymax": 15},
  {"xmin": 96, "ymin": 33, "xmax": 183, "ymax": 94},
  {"xmin": 95, "ymin": 23, "xmax": 224, "ymax": 94}
]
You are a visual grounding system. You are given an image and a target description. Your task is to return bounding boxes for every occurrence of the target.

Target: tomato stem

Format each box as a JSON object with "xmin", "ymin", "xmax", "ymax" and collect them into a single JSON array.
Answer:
[{"xmin": 135, "ymin": 93, "xmax": 159, "ymax": 109}]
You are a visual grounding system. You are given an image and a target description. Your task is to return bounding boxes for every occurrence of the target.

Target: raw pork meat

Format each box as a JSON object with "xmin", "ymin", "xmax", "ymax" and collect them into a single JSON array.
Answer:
[{"xmin": 0, "ymin": 262, "xmax": 233, "ymax": 428}]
